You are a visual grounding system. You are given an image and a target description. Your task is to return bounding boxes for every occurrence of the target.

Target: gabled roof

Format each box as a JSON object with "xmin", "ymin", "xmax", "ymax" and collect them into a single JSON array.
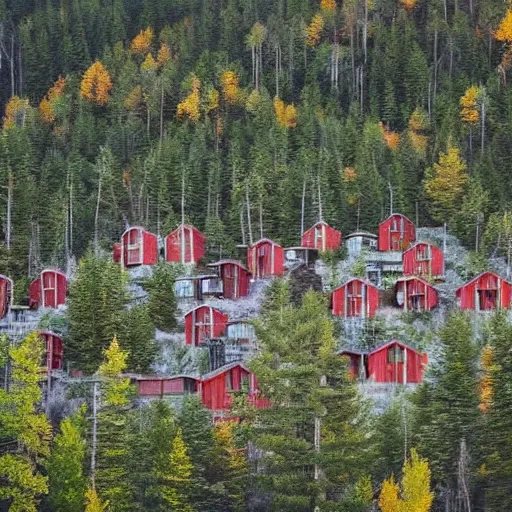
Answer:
[
  {"xmin": 134, "ymin": 374, "xmax": 201, "ymax": 382},
  {"xmin": 201, "ymin": 362, "xmax": 249, "ymax": 382},
  {"xmin": 121, "ymin": 225, "xmax": 153, "ymax": 237},
  {"xmin": 456, "ymin": 271, "xmax": 510, "ymax": 294},
  {"xmin": 33, "ymin": 269, "xmax": 67, "ymax": 282},
  {"xmin": 379, "ymin": 213, "xmax": 414, "ymax": 225},
  {"xmin": 368, "ymin": 340, "xmax": 422, "ymax": 357},
  {"xmin": 395, "ymin": 275, "xmax": 437, "ymax": 289},
  {"xmin": 404, "ymin": 241, "xmax": 440, "ymax": 253},
  {"xmin": 250, "ymin": 238, "xmax": 282, "ymax": 249},
  {"xmin": 38, "ymin": 330, "xmax": 63, "ymax": 339},
  {"xmin": 167, "ymin": 223, "xmax": 205, "ymax": 239},
  {"xmin": 339, "ymin": 348, "xmax": 366, "ymax": 356},
  {"xmin": 304, "ymin": 220, "xmax": 340, "ymax": 231},
  {"xmin": 184, "ymin": 304, "xmax": 226, "ymax": 317},
  {"xmin": 332, "ymin": 277, "xmax": 377, "ymax": 293},
  {"xmin": 207, "ymin": 259, "xmax": 249, "ymax": 271},
  {"xmin": 175, "ymin": 274, "xmax": 219, "ymax": 281}
]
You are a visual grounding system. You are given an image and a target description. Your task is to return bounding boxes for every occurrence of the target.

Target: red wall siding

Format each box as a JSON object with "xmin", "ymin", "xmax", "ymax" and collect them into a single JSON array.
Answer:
[
  {"xmin": 403, "ymin": 243, "xmax": 444, "ymax": 277},
  {"xmin": 378, "ymin": 214, "xmax": 416, "ymax": 252},
  {"xmin": 185, "ymin": 306, "xmax": 229, "ymax": 345},
  {"xmin": 331, "ymin": 279, "xmax": 379, "ymax": 318},
  {"xmin": 40, "ymin": 331, "xmax": 64, "ymax": 371},
  {"xmin": 122, "ymin": 227, "xmax": 158, "ymax": 267},
  {"xmin": 201, "ymin": 365, "xmax": 251, "ymax": 411},
  {"xmin": 301, "ymin": 222, "xmax": 342, "ymax": 251},
  {"xmin": 30, "ymin": 270, "xmax": 67, "ymax": 309},
  {"xmin": 219, "ymin": 262, "xmax": 251, "ymax": 299},
  {"xmin": 142, "ymin": 230, "xmax": 159, "ymax": 265},
  {"xmin": 165, "ymin": 225, "xmax": 206, "ymax": 264},
  {"xmin": 368, "ymin": 342, "xmax": 424, "ymax": 383},
  {"xmin": 457, "ymin": 272, "xmax": 512, "ymax": 310},
  {"xmin": 138, "ymin": 380, "xmax": 163, "ymax": 396},
  {"xmin": 0, "ymin": 276, "xmax": 12, "ymax": 319},
  {"xmin": 247, "ymin": 239, "xmax": 284, "ymax": 278},
  {"xmin": 396, "ymin": 278, "xmax": 438, "ymax": 312}
]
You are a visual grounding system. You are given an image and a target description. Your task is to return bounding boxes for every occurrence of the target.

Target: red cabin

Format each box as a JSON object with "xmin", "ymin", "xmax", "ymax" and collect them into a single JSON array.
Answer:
[
  {"xmin": 247, "ymin": 238, "xmax": 285, "ymax": 278},
  {"xmin": 201, "ymin": 362, "xmax": 260, "ymax": 412},
  {"xmin": 367, "ymin": 341, "xmax": 427, "ymax": 384},
  {"xmin": 29, "ymin": 270, "xmax": 67, "ymax": 309},
  {"xmin": 136, "ymin": 376, "xmax": 200, "ymax": 397},
  {"xmin": 403, "ymin": 242, "xmax": 444, "ymax": 278},
  {"xmin": 165, "ymin": 224, "xmax": 206, "ymax": 264},
  {"xmin": 456, "ymin": 271, "xmax": 512, "ymax": 311},
  {"xmin": 0, "ymin": 275, "xmax": 13, "ymax": 319},
  {"xmin": 39, "ymin": 331, "xmax": 64, "ymax": 371},
  {"xmin": 112, "ymin": 243, "xmax": 121, "ymax": 263},
  {"xmin": 331, "ymin": 278, "xmax": 379, "ymax": 318},
  {"xmin": 301, "ymin": 221, "xmax": 342, "ymax": 252},
  {"xmin": 395, "ymin": 277, "xmax": 438, "ymax": 312},
  {"xmin": 208, "ymin": 260, "xmax": 251, "ymax": 299},
  {"xmin": 121, "ymin": 226, "xmax": 158, "ymax": 267},
  {"xmin": 378, "ymin": 213, "xmax": 416, "ymax": 252},
  {"xmin": 185, "ymin": 305, "xmax": 229, "ymax": 346}
]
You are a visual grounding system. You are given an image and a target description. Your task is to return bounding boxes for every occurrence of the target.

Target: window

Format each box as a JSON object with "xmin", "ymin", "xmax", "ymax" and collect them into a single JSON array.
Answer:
[
  {"xmin": 225, "ymin": 371, "xmax": 233, "ymax": 391},
  {"xmin": 175, "ymin": 280, "xmax": 194, "ymax": 298},
  {"xmin": 387, "ymin": 345, "xmax": 404, "ymax": 363},
  {"xmin": 241, "ymin": 374, "xmax": 249, "ymax": 393}
]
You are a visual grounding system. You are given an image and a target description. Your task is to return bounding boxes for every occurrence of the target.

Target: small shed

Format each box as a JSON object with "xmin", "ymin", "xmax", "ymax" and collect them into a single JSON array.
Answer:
[
  {"xmin": 207, "ymin": 260, "xmax": 251, "ymax": 299},
  {"xmin": 185, "ymin": 305, "xmax": 229, "ymax": 346},
  {"xmin": 174, "ymin": 275, "xmax": 223, "ymax": 300},
  {"xmin": 340, "ymin": 349, "xmax": 366, "ymax": 379},
  {"xmin": 367, "ymin": 340, "xmax": 427, "ymax": 384},
  {"xmin": 403, "ymin": 242, "xmax": 444, "ymax": 278},
  {"xmin": 0, "ymin": 275, "xmax": 13, "ymax": 319},
  {"xmin": 165, "ymin": 224, "xmax": 206, "ymax": 264},
  {"xmin": 378, "ymin": 213, "xmax": 416, "ymax": 252},
  {"xmin": 136, "ymin": 376, "xmax": 200, "ymax": 397},
  {"xmin": 301, "ymin": 221, "xmax": 342, "ymax": 252},
  {"xmin": 121, "ymin": 226, "xmax": 158, "ymax": 267},
  {"xmin": 200, "ymin": 362, "xmax": 257, "ymax": 411},
  {"xmin": 395, "ymin": 277, "xmax": 438, "ymax": 312},
  {"xmin": 247, "ymin": 238, "xmax": 284, "ymax": 278},
  {"xmin": 331, "ymin": 278, "xmax": 379, "ymax": 318},
  {"xmin": 29, "ymin": 270, "xmax": 67, "ymax": 309},
  {"xmin": 456, "ymin": 271, "xmax": 512, "ymax": 311},
  {"xmin": 345, "ymin": 232, "xmax": 378, "ymax": 260},
  {"xmin": 39, "ymin": 331, "xmax": 64, "ymax": 371}
]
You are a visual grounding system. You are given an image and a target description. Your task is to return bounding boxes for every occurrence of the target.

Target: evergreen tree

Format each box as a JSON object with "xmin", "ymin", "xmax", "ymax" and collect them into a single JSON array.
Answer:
[{"xmin": 145, "ymin": 263, "xmax": 178, "ymax": 332}]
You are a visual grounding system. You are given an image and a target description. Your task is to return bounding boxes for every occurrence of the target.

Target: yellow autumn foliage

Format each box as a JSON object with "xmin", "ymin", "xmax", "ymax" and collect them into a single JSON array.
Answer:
[
  {"xmin": 306, "ymin": 14, "xmax": 325, "ymax": 47},
  {"xmin": 320, "ymin": 0, "xmax": 337, "ymax": 13},
  {"xmin": 177, "ymin": 75, "xmax": 201, "ymax": 122},
  {"xmin": 460, "ymin": 86, "xmax": 480, "ymax": 125},
  {"xmin": 245, "ymin": 89, "xmax": 261, "ymax": 112},
  {"xmin": 221, "ymin": 70, "xmax": 242, "ymax": 105},
  {"xmin": 124, "ymin": 86, "xmax": 143, "ymax": 111},
  {"xmin": 479, "ymin": 344, "xmax": 496, "ymax": 413},
  {"xmin": 274, "ymin": 97, "xmax": 297, "ymax": 128},
  {"xmin": 408, "ymin": 108, "xmax": 428, "ymax": 155},
  {"xmin": 141, "ymin": 53, "xmax": 158, "ymax": 72},
  {"xmin": 496, "ymin": 10, "xmax": 512, "ymax": 43},
  {"xmin": 3, "ymin": 96, "xmax": 30, "ymax": 129},
  {"xmin": 424, "ymin": 146, "xmax": 468, "ymax": 221},
  {"xmin": 157, "ymin": 43, "xmax": 172, "ymax": 67},
  {"xmin": 380, "ymin": 122, "xmax": 400, "ymax": 151},
  {"xmin": 131, "ymin": 27, "xmax": 154, "ymax": 54},
  {"xmin": 343, "ymin": 167, "xmax": 357, "ymax": 182},
  {"xmin": 207, "ymin": 88, "xmax": 220, "ymax": 112},
  {"xmin": 400, "ymin": 0, "xmax": 417, "ymax": 11},
  {"xmin": 379, "ymin": 475, "xmax": 400, "ymax": 512},
  {"xmin": 80, "ymin": 61, "xmax": 113, "ymax": 106}
]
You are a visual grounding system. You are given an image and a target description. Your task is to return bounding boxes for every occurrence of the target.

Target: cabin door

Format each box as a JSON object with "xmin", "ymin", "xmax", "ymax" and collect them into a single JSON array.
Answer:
[
  {"xmin": 347, "ymin": 281, "xmax": 363, "ymax": 317},
  {"xmin": 390, "ymin": 218, "xmax": 403, "ymax": 251},
  {"xmin": 195, "ymin": 309, "xmax": 212, "ymax": 345},
  {"xmin": 183, "ymin": 227, "xmax": 192, "ymax": 263},
  {"xmin": 387, "ymin": 345, "xmax": 405, "ymax": 383},
  {"xmin": 257, "ymin": 245, "xmax": 268, "ymax": 278},
  {"xmin": 416, "ymin": 246, "xmax": 430, "ymax": 276},
  {"xmin": 478, "ymin": 289, "xmax": 497, "ymax": 311},
  {"xmin": 126, "ymin": 229, "xmax": 142, "ymax": 266},
  {"xmin": 223, "ymin": 265, "xmax": 236, "ymax": 299},
  {"xmin": 42, "ymin": 273, "xmax": 57, "ymax": 308}
]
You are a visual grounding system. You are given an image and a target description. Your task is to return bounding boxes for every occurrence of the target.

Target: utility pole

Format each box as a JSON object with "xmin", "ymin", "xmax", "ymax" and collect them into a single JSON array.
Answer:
[{"xmin": 388, "ymin": 182, "xmax": 393, "ymax": 216}]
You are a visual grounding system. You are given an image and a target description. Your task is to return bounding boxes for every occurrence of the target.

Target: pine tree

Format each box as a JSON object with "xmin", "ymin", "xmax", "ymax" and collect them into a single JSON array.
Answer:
[
  {"xmin": 46, "ymin": 408, "xmax": 87, "ymax": 512},
  {"xmin": 0, "ymin": 333, "xmax": 51, "ymax": 511},
  {"xmin": 145, "ymin": 263, "xmax": 178, "ymax": 332},
  {"xmin": 84, "ymin": 488, "xmax": 109, "ymax": 512}
]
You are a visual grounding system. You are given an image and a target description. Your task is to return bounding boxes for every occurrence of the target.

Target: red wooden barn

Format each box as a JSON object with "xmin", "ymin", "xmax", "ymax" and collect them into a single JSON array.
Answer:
[
  {"xmin": 395, "ymin": 277, "xmax": 438, "ymax": 312},
  {"xmin": 301, "ymin": 221, "xmax": 342, "ymax": 252},
  {"xmin": 403, "ymin": 242, "xmax": 444, "ymax": 278},
  {"xmin": 201, "ymin": 362, "xmax": 261, "ymax": 412},
  {"xmin": 331, "ymin": 278, "xmax": 379, "ymax": 318},
  {"xmin": 367, "ymin": 341, "xmax": 427, "ymax": 384},
  {"xmin": 185, "ymin": 305, "xmax": 229, "ymax": 346},
  {"xmin": 340, "ymin": 349, "xmax": 366, "ymax": 379},
  {"xmin": 121, "ymin": 226, "xmax": 158, "ymax": 267},
  {"xmin": 247, "ymin": 238, "xmax": 285, "ymax": 278},
  {"xmin": 165, "ymin": 224, "xmax": 206, "ymax": 264},
  {"xmin": 378, "ymin": 213, "xmax": 416, "ymax": 252},
  {"xmin": 136, "ymin": 376, "xmax": 200, "ymax": 397},
  {"xmin": 0, "ymin": 275, "xmax": 13, "ymax": 319},
  {"xmin": 208, "ymin": 260, "xmax": 251, "ymax": 299},
  {"xmin": 29, "ymin": 270, "xmax": 67, "ymax": 309},
  {"xmin": 39, "ymin": 331, "xmax": 64, "ymax": 371},
  {"xmin": 456, "ymin": 271, "xmax": 512, "ymax": 311}
]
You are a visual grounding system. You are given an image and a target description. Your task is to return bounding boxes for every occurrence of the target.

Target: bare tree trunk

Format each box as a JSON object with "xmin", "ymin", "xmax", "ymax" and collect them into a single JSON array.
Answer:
[
  {"xmin": 240, "ymin": 206, "xmax": 246, "ymax": 246},
  {"xmin": 318, "ymin": 175, "xmax": 323, "ymax": 222},
  {"xmin": 10, "ymin": 33, "xmax": 15, "ymax": 97},
  {"xmin": 434, "ymin": 28, "xmax": 438, "ymax": 107},
  {"xmin": 363, "ymin": 0, "xmax": 368, "ymax": 64},
  {"xmin": 159, "ymin": 82, "xmax": 164, "ymax": 144},
  {"xmin": 301, "ymin": 177, "xmax": 307, "ymax": 236},
  {"xmin": 457, "ymin": 438, "xmax": 472, "ymax": 512},
  {"xmin": 481, "ymin": 98, "xmax": 486, "ymax": 154},
  {"xmin": 351, "ymin": 28, "xmax": 356, "ymax": 95},
  {"xmin": 259, "ymin": 201, "xmax": 264, "ymax": 239},
  {"xmin": 181, "ymin": 168, "xmax": 186, "ymax": 264},
  {"xmin": 94, "ymin": 163, "xmax": 103, "ymax": 256},
  {"xmin": 245, "ymin": 183, "xmax": 253, "ymax": 245},
  {"xmin": 275, "ymin": 45, "xmax": 279, "ymax": 97},
  {"xmin": 6, "ymin": 171, "xmax": 12, "ymax": 251}
]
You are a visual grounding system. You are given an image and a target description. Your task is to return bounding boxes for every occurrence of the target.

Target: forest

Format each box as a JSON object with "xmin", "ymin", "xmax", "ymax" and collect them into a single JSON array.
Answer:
[{"xmin": 2, "ymin": 0, "xmax": 512, "ymax": 511}]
